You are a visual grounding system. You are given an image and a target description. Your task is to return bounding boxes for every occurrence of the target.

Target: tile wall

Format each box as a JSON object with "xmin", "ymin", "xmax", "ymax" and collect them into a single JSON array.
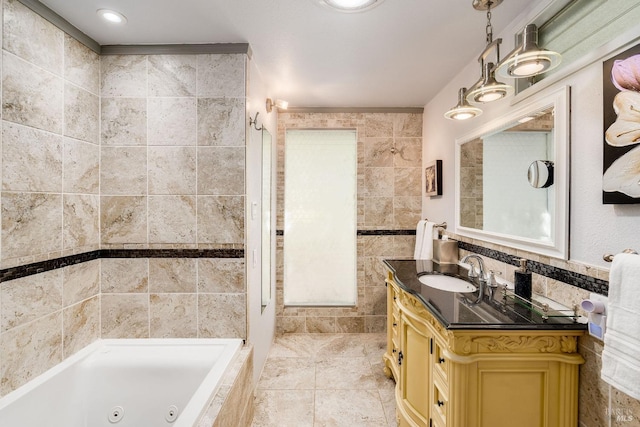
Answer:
[
  {"xmin": 0, "ymin": 0, "xmax": 249, "ymax": 397},
  {"xmin": 276, "ymin": 111, "xmax": 423, "ymax": 334}
]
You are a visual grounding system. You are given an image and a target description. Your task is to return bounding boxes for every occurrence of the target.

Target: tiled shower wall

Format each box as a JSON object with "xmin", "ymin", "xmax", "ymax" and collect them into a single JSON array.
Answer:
[
  {"xmin": 0, "ymin": 0, "xmax": 247, "ymax": 397},
  {"xmin": 276, "ymin": 112, "xmax": 423, "ymax": 334}
]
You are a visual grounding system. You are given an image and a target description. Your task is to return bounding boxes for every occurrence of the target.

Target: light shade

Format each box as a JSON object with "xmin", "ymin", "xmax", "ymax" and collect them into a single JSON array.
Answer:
[
  {"xmin": 466, "ymin": 62, "xmax": 514, "ymax": 104},
  {"xmin": 444, "ymin": 88, "xmax": 483, "ymax": 121},
  {"xmin": 496, "ymin": 24, "xmax": 561, "ymax": 78},
  {"xmin": 97, "ymin": 9, "xmax": 127, "ymax": 24},
  {"xmin": 318, "ymin": 0, "xmax": 384, "ymax": 12},
  {"xmin": 266, "ymin": 98, "xmax": 288, "ymax": 113}
]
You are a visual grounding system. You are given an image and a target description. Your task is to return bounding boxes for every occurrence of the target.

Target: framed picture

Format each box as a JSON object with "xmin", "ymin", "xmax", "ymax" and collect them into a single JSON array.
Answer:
[
  {"xmin": 425, "ymin": 160, "xmax": 442, "ymax": 197},
  {"xmin": 602, "ymin": 42, "xmax": 640, "ymax": 204}
]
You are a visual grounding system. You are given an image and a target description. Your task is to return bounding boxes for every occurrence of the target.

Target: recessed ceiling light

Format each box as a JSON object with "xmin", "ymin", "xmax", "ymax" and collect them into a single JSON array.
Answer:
[
  {"xmin": 318, "ymin": 0, "xmax": 385, "ymax": 13},
  {"xmin": 97, "ymin": 9, "xmax": 127, "ymax": 24}
]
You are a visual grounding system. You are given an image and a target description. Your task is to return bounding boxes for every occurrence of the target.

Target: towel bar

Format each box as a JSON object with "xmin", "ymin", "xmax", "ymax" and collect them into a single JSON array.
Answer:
[
  {"xmin": 603, "ymin": 249, "xmax": 638, "ymax": 262},
  {"xmin": 425, "ymin": 220, "xmax": 447, "ymax": 230}
]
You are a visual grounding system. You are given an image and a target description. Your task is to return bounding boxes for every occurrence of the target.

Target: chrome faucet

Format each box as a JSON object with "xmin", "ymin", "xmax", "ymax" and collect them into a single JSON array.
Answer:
[{"xmin": 460, "ymin": 254, "xmax": 486, "ymax": 283}]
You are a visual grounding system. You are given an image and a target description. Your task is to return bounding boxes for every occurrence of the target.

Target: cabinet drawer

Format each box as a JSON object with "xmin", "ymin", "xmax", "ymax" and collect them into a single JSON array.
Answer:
[
  {"xmin": 432, "ymin": 339, "xmax": 449, "ymax": 382},
  {"xmin": 432, "ymin": 379, "xmax": 449, "ymax": 426}
]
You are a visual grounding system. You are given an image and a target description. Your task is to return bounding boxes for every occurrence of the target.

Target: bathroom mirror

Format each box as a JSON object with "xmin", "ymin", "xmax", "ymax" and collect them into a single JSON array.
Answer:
[
  {"xmin": 261, "ymin": 128, "xmax": 272, "ymax": 312},
  {"xmin": 455, "ymin": 86, "xmax": 570, "ymax": 259}
]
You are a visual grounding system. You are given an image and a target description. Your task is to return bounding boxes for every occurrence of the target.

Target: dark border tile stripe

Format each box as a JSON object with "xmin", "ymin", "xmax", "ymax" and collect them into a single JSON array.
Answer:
[
  {"xmin": 459, "ymin": 241, "xmax": 609, "ymax": 295},
  {"xmin": 1, "ymin": 248, "xmax": 244, "ymax": 283}
]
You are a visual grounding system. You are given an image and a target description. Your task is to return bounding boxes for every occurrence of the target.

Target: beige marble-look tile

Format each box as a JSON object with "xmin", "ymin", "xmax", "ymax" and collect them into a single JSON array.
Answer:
[
  {"xmin": 3, "ymin": 0, "xmax": 63, "ymax": 75},
  {"xmin": 198, "ymin": 293, "xmax": 246, "ymax": 338},
  {"xmin": 101, "ymin": 97, "xmax": 147, "ymax": 146},
  {"xmin": 2, "ymin": 51, "xmax": 63, "ymax": 133},
  {"xmin": 393, "ymin": 196, "xmax": 421, "ymax": 229},
  {"xmin": 257, "ymin": 357, "xmax": 315, "ymax": 389},
  {"xmin": 148, "ymin": 195, "xmax": 196, "ymax": 243},
  {"xmin": 63, "ymin": 137, "xmax": 99, "ymax": 194},
  {"xmin": 148, "ymin": 97, "xmax": 197, "ymax": 145},
  {"xmin": 278, "ymin": 316, "xmax": 308, "ymax": 334},
  {"xmin": 100, "ymin": 196, "xmax": 148, "ymax": 244},
  {"xmin": 393, "ymin": 138, "xmax": 422, "ymax": 167},
  {"xmin": 364, "ymin": 168, "xmax": 394, "ymax": 197},
  {"xmin": 64, "ymin": 83, "xmax": 99, "ymax": 143},
  {"xmin": 336, "ymin": 316, "xmax": 365, "ymax": 333},
  {"xmin": 365, "ymin": 114, "xmax": 394, "ymax": 137},
  {"xmin": 101, "ymin": 258, "xmax": 148, "ymax": 293},
  {"xmin": 315, "ymin": 356, "xmax": 378, "ymax": 389},
  {"xmin": 364, "ymin": 138, "xmax": 394, "ymax": 167},
  {"xmin": 364, "ymin": 316, "xmax": 387, "ymax": 333},
  {"xmin": 64, "ymin": 34, "xmax": 99, "ymax": 94},
  {"xmin": 314, "ymin": 389, "xmax": 387, "ymax": 427},
  {"xmin": 197, "ymin": 98, "xmax": 245, "ymax": 146},
  {"xmin": 197, "ymin": 196, "xmax": 244, "ymax": 244},
  {"xmin": 268, "ymin": 334, "xmax": 318, "ymax": 358},
  {"xmin": 149, "ymin": 258, "xmax": 197, "ymax": 293},
  {"xmin": 364, "ymin": 197, "xmax": 393, "ymax": 227},
  {"xmin": 196, "ymin": 54, "xmax": 245, "ymax": 98},
  {"xmin": 394, "ymin": 113, "xmax": 423, "ymax": 137},
  {"xmin": 148, "ymin": 55, "xmax": 196, "ymax": 96},
  {"xmin": 0, "ymin": 269, "xmax": 62, "ymax": 332},
  {"xmin": 63, "ymin": 194, "xmax": 99, "ymax": 251},
  {"xmin": 252, "ymin": 390, "xmax": 314, "ymax": 427},
  {"xmin": 63, "ymin": 296, "xmax": 99, "ymax": 357},
  {"xmin": 578, "ymin": 346, "xmax": 609, "ymax": 427},
  {"xmin": 101, "ymin": 55, "xmax": 147, "ymax": 97},
  {"xmin": 611, "ymin": 387, "xmax": 640, "ymax": 426},
  {"xmin": 63, "ymin": 259, "xmax": 100, "ymax": 307},
  {"xmin": 2, "ymin": 121, "xmax": 63, "ymax": 192},
  {"xmin": 1, "ymin": 192, "xmax": 62, "ymax": 260},
  {"xmin": 148, "ymin": 146, "xmax": 196, "ymax": 195},
  {"xmin": 315, "ymin": 334, "xmax": 368, "ymax": 359},
  {"xmin": 0, "ymin": 312, "xmax": 62, "ymax": 396},
  {"xmin": 100, "ymin": 147, "xmax": 147, "ymax": 195},
  {"xmin": 150, "ymin": 293, "xmax": 197, "ymax": 338},
  {"xmin": 197, "ymin": 147, "xmax": 245, "ymax": 195},
  {"xmin": 394, "ymin": 168, "xmax": 421, "ymax": 196},
  {"xmin": 101, "ymin": 294, "xmax": 149, "ymax": 338},
  {"xmin": 198, "ymin": 259, "xmax": 245, "ymax": 293},
  {"xmin": 306, "ymin": 317, "xmax": 336, "ymax": 333}
]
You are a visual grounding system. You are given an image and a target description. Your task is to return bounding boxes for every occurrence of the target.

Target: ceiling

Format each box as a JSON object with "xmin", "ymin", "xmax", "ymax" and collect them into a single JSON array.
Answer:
[{"xmin": 40, "ymin": 0, "xmax": 532, "ymax": 108}]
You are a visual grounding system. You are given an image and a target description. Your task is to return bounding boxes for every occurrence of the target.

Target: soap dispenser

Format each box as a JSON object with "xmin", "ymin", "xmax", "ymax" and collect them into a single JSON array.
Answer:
[{"xmin": 514, "ymin": 258, "xmax": 532, "ymax": 301}]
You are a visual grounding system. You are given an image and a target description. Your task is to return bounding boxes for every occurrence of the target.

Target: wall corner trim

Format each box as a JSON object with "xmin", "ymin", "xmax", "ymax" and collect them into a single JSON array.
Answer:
[{"xmin": 100, "ymin": 43, "xmax": 252, "ymax": 56}]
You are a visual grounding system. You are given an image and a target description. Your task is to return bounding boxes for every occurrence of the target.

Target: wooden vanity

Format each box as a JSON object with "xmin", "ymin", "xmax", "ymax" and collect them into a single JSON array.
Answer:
[{"xmin": 383, "ymin": 260, "xmax": 585, "ymax": 427}]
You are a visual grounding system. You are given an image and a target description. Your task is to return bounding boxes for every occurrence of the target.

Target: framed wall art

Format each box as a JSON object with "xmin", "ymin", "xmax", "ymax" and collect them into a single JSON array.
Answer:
[
  {"xmin": 425, "ymin": 160, "xmax": 442, "ymax": 197},
  {"xmin": 603, "ymin": 42, "xmax": 640, "ymax": 204}
]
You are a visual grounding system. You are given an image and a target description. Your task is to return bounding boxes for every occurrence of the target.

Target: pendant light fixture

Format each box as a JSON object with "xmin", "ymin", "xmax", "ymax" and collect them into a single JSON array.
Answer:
[
  {"xmin": 496, "ymin": 24, "xmax": 562, "ymax": 78},
  {"xmin": 445, "ymin": 0, "xmax": 562, "ymax": 121},
  {"xmin": 444, "ymin": 88, "xmax": 483, "ymax": 121}
]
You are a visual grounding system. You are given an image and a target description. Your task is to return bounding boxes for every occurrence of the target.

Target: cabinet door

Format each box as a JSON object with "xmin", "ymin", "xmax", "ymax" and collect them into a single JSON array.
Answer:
[{"xmin": 399, "ymin": 311, "xmax": 432, "ymax": 426}]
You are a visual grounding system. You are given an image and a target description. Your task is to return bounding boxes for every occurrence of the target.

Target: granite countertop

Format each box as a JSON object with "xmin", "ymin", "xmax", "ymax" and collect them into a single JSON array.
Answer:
[{"xmin": 384, "ymin": 259, "xmax": 587, "ymax": 331}]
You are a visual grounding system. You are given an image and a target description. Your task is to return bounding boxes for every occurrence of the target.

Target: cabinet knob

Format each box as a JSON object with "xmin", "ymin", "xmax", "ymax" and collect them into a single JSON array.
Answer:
[
  {"xmin": 437, "ymin": 400, "xmax": 445, "ymax": 407},
  {"xmin": 439, "ymin": 357, "xmax": 445, "ymax": 364},
  {"xmin": 392, "ymin": 348, "xmax": 396, "ymax": 353},
  {"xmin": 398, "ymin": 351, "xmax": 404, "ymax": 366},
  {"xmin": 393, "ymin": 322, "xmax": 397, "ymax": 327}
]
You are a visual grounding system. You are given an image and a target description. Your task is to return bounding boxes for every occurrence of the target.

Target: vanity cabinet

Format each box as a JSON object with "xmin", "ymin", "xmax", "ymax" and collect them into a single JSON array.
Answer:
[{"xmin": 383, "ymin": 270, "xmax": 584, "ymax": 427}]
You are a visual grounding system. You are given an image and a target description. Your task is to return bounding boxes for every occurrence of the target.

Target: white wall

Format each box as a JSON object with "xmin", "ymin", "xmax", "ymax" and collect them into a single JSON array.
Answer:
[
  {"xmin": 423, "ymin": 5, "xmax": 640, "ymax": 268},
  {"xmin": 247, "ymin": 57, "xmax": 277, "ymax": 386}
]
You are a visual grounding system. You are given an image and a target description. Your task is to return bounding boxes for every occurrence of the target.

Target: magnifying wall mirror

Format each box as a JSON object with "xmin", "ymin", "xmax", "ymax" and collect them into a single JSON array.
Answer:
[
  {"xmin": 261, "ymin": 128, "xmax": 272, "ymax": 312},
  {"xmin": 455, "ymin": 86, "xmax": 570, "ymax": 259}
]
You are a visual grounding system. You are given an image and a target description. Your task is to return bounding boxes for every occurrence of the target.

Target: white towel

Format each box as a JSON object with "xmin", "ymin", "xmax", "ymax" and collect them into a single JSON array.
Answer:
[
  {"xmin": 413, "ymin": 220, "xmax": 427, "ymax": 259},
  {"xmin": 414, "ymin": 221, "xmax": 437, "ymax": 260},
  {"xmin": 601, "ymin": 253, "xmax": 640, "ymax": 400}
]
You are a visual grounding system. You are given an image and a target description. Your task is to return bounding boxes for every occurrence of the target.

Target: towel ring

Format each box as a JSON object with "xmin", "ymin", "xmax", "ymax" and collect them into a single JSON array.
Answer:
[{"xmin": 603, "ymin": 249, "xmax": 638, "ymax": 262}]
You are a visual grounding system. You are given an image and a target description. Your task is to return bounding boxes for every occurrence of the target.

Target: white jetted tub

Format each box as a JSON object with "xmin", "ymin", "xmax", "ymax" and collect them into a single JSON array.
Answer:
[{"xmin": 0, "ymin": 338, "xmax": 243, "ymax": 427}]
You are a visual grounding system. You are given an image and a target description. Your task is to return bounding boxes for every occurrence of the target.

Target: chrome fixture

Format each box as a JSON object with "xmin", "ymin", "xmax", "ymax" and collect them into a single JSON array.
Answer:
[
  {"xmin": 444, "ymin": 88, "xmax": 483, "ymax": 121},
  {"xmin": 249, "ymin": 112, "xmax": 262, "ymax": 131},
  {"xmin": 496, "ymin": 24, "xmax": 562, "ymax": 78},
  {"xmin": 266, "ymin": 98, "xmax": 288, "ymax": 113},
  {"xmin": 460, "ymin": 254, "xmax": 486, "ymax": 282},
  {"xmin": 445, "ymin": 1, "xmax": 562, "ymax": 121},
  {"xmin": 603, "ymin": 248, "xmax": 638, "ymax": 262}
]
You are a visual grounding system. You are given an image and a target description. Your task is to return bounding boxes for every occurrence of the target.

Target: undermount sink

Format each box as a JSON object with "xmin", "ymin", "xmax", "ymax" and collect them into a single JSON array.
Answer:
[{"xmin": 418, "ymin": 274, "xmax": 477, "ymax": 293}]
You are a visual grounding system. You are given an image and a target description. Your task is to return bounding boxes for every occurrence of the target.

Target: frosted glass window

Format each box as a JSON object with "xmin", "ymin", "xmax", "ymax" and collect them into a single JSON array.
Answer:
[{"xmin": 284, "ymin": 129, "xmax": 357, "ymax": 306}]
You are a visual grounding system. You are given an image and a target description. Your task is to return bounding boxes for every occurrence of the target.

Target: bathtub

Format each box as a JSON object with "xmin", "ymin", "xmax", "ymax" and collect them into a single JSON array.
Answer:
[{"xmin": 0, "ymin": 338, "xmax": 244, "ymax": 427}]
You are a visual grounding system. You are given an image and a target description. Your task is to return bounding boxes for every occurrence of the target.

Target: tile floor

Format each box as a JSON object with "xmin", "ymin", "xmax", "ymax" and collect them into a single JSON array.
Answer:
[{"xmin": 251, "ymin": 333, "xmax": 398, "ymax": 427}]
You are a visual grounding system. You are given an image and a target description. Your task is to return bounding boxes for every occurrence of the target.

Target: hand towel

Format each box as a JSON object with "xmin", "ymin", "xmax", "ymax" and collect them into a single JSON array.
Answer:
[
  {"xmin": 601, "ymin": 252, "xmax": 640, "ymax": 400},
  {"xmin": 413, "ymin": 220, "xmax": 427, "ymax": 260},
  {"xmin": 417, "ymin": 221, "xmax": 437, "ymax": 260}
]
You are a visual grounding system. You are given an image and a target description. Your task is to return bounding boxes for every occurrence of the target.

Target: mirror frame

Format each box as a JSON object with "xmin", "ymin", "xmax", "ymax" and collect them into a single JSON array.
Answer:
[{"xmin": 454, "ymin": 85, "xmax": 570, "ymax": 259}]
